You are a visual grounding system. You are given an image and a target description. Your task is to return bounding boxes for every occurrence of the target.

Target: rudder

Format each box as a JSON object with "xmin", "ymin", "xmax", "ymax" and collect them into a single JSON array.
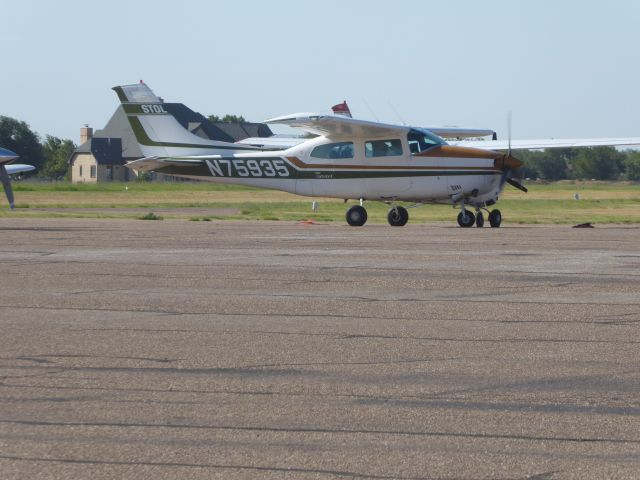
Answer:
[{"xmin": 113, "ymin": 82, "xmax": 255, "ymax": 157}]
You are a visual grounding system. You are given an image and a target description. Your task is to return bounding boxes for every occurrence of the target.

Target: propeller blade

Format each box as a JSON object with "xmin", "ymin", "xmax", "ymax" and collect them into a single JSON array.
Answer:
[
  {"xmin": 0, "ymin": 165, "xmax": 15, "ymax": 209},
  {"xmin": 506, "ymin": 177, "xmax": 528, "ymax": 193},
  {"xmin": 507, "ymin": 111, "xmax": 512, "ymax": 157}
]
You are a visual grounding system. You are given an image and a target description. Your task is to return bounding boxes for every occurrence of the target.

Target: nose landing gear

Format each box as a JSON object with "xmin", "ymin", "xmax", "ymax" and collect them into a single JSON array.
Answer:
[
  {"xmin": 457, "ymin": 209, "xmax": 475, "ymax": 228},
  {"xmin": 457, "ymin": 208, "xmax": 502, "ymax": 228}
]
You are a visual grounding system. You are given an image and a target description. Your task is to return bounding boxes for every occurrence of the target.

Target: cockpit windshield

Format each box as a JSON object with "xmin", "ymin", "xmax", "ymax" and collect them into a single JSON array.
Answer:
[{"xmin": 407, "ymin": 128, "xmax": 446, "ymax": 154}]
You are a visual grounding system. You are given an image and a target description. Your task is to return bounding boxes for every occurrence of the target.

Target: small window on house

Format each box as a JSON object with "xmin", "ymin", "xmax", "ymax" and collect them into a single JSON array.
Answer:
[
  {"xmin": 79, "ymin": 165, "xmax": 83, "ymax": 176},
  {"xmin": 364, "ymin": 139, "xmax": 403, "ymax": 158},
  {"xmin": 90, "ymin": 165, "xmax": 97, "ymax": 178},
  {"xmin": 311, "ymin": 142, "xmax": 354, "ymax": 159}
]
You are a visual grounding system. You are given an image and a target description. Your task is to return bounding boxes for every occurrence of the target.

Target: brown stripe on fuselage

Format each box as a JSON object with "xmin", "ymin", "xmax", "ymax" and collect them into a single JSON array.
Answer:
[
  {"xmin": 414, "ymin": 145, "xmax": 501, "ymax": 160},
  {"xmin": 286, "ymin": 156, "xmax": 500, "ymax": 171}
]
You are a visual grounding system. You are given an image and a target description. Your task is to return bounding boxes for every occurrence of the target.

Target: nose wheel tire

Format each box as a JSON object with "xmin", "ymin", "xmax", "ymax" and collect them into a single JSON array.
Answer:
[
  {"xmin": 457, "ymin": 210, "xmax": 476, "ymax": 228},
  {"xmin": 346, "ymin": 205, "xmax": 368, "ymax": 226},
  {"xmin": 475, "ymin": 211, "xmax": 485, "ymax": 228},
  {"xmin": 387, "ymin": 206, "xmax": 409, "ymax": 226},
  {"xmin": 488, "ymin": 209, "xmax": 502, "ymax": 228}
]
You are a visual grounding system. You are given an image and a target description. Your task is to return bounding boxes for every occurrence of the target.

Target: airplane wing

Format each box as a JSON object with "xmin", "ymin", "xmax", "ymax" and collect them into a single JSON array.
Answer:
[
  {"xmin": 6, "ymin": 164, "xmax": 35, "ymax": 175},
  {"xmin": 236, "ymin": 136, "xmax": 306, "ymax": 149},
  {"xmin": 265, "ymin": 113, "xmax": 410, "ymax": 138},
  {"xmin": 450, "ymin": 138, "xmax": 640, "ymax": 151},
  {"xmin": 424, "ymin": 127, "xmax": 496, "ymax": 139}
]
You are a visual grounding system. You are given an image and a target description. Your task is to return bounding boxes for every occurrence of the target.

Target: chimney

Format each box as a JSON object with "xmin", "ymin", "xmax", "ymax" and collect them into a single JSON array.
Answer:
[{"xmin": 80, "ymin": 124, "xmax": 93, "ymax": 144}]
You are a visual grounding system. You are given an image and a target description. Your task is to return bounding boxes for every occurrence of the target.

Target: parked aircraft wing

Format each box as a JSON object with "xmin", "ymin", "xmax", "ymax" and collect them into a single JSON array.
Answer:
[
  {"xmin": 426, "ymin": 127, "xmax": 495, "ymax": 139},
  {"xmin": 6, "ymin": 164, "xmax": 35, "ymax": 175},
  {"xmin": 236, "ymin": 136, "xmax": 305, "ymax": 149},
  {"xmin": 450, "ymin": 138, "xmax": 640, "ymax": 151},
  {"xmin": 265, "ymin": 114, "xmax": 410, "ymax": 138}
]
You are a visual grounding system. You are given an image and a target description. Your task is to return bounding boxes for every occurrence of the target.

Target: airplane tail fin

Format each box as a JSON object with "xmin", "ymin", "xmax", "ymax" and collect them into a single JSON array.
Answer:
[{"xmin": 112, "ymin": 82, "xmax": 255, "ymax": 158}]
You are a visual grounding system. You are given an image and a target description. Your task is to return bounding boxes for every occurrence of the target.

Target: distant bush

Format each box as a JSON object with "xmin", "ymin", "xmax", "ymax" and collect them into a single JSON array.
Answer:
[{"xmin": 139, "ymin": 212, "xmax": 162, "ymax": 220}]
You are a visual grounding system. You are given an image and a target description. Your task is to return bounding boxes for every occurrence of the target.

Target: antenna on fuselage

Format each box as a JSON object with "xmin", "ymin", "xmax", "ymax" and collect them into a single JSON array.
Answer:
[
  {"xmin": 389, "ymin": 102, "xmax": 406, "ymax": 126},
  {"xmin": 362, "ymin": 98, "xmax": 379, "ymax": 122}
]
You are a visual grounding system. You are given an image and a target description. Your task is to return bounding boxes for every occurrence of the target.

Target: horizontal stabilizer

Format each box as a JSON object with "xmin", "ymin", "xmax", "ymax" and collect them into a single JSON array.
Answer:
[{"xmin": 126, "ymin": 156, "xmax": 203, "ymax": 172}]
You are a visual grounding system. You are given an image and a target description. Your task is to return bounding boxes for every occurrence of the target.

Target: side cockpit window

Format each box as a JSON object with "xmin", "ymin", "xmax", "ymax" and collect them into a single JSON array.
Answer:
[
  {"xmin": 311, "ymin": 142, "xmax": 354, "ymax": 159},
  {"xmin": 364, "ymin": 139, "xmax": 403, "ymax": 157},
  {"xmin": 407, "ymin": 129, "xmax": 444, "ymax": 154}
]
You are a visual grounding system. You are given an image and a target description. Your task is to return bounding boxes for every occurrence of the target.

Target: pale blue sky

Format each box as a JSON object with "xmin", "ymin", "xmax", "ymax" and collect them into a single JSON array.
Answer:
[{"xmin": 1, "ymin": 0, "xmax": 639, "ymax": 143}]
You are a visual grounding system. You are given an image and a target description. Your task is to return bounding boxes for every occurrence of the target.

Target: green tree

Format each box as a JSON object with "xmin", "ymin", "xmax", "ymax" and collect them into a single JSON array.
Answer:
[
  {"xmin": 207, "ymin": 114, "xmax": 246, "ymax": 123},
  {"xmin": 519, "ymin": 149, "xmax": 572, "ymax": 180},
  {"xmin": 569, "ymin": 147, "xmax": 624, "ymax": 180},
  {"xmin": 0, "ymin": 116, "xmax": 43, "ymax": 170},
  {"xmin": 623, "ymin": 151, "xmax": 640, "ymax": 181},
  {"xmin": 40, "ymin": 135, "xmax": 76, "ymax": 180},
  {"xmin": 517, "ymin": 150, "xmax": 544, "ymax": 179}
]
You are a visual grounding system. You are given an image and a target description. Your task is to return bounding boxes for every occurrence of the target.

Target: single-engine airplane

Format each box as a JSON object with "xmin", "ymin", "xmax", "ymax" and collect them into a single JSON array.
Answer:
[
  {"xmin": 1, "ymin": 147, "xmax": 35, "ymax": 209},
  {"xmin": 116, "ymin": 82, "xmax": 640, "ymax": 227}
]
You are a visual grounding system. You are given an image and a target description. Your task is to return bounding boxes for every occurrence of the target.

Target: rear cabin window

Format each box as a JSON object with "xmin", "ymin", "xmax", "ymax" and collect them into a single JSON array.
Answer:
[
  {"xmin": 310, "ymin": 142, "xmax": 354, "ymax": 159},
  {"xmin": 365, "ymin": 139, "xmax": 403, "ymax": 158},
  {"xmin": 407, "ymin": 129, "xmax": 444, "ymax": 154}
]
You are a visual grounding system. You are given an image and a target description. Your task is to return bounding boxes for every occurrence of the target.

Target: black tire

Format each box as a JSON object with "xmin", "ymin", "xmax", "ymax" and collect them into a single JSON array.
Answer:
[
  {"xmin": 346, "ymin": 205, "xmax": 367, "ymax": 227},
  {"xmin": 489, "ymin": 209, "xmax": 502, "ymax": 228},
  {"xmin": 387, "ymin": 206, "xmax": 409, "ymax": 227},
  {"xmin": 457, "ymin": 210, "xmax": 475, "ymax": 228},
  {"xmin": 475, "ymin": 211, "xmax": 485, "ymax": 228}
]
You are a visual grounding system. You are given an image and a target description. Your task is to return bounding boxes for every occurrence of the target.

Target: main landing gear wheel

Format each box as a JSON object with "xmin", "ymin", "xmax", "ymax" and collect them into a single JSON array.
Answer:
[
  {"xmin": 488, "ymin": 209, "xmax": 502, "ymax": 228},
  {"xmin": 457, "ymin": 210, "xmax": 475, "ymax": 228},
  {"xmin": 475, "ymin": 211, "xmax": 485, "ymax": 228},
  {"xmin": 346, "ymin": 205, "xmax": 367, "ymax": 227},
  {"xmin": 387, "ymin": 206, "xmax": 409, "ymax": 227}
]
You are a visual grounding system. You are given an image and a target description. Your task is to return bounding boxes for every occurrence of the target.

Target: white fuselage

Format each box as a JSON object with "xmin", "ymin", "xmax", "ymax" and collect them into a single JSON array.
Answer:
[{"xmin": 169, "ymin": 134, "xmax": 505, "ymax": 207}]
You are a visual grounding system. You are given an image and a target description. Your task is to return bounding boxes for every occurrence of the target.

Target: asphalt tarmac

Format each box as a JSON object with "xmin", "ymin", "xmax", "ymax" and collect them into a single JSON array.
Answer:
[{"xmin": 1, "ymin": 218, "xmax": 639, "ymax": 479}]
